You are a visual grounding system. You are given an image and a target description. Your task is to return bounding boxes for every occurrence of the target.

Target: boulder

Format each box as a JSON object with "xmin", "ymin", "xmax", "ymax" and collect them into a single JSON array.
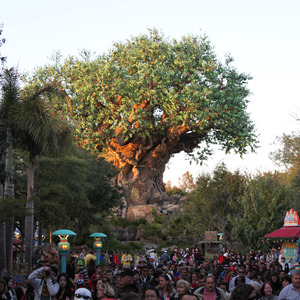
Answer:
[{"xmin": 127, "ymin": 205, "xmax": 161, "ymax": 221}]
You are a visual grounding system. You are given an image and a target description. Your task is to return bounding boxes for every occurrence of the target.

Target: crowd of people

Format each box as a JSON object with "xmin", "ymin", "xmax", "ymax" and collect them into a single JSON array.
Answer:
[{"xmin": 1, "ymin": 245, "xmax": 300, "ymax": 300}]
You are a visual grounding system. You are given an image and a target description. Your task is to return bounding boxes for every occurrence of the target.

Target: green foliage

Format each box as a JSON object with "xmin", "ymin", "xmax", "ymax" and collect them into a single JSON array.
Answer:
[
  {"xmin": 33, "ymin": 146, "xmax": 122, "ymax": 241},
  {"xmin": 270, "ymin": 133, "xmax": 300, "ymax": 168},
  {"xmin": 180, "ymin": 163, "xmax": 245, "ymax": 246},
  {"xmin": 25, "ymin": 29, "xmax": 257, "ymax": 161},
  {"xmin": 229, "ymin": 172, "xmax": 293, "ymax": 252},
  {"xmin": 110, "ymin": 216, "xmax": 147, "ymax": 229}
]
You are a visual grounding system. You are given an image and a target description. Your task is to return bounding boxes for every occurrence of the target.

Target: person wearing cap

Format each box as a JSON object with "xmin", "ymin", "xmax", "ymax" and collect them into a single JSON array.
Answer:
[
  {"xmin": 161, "ymin": 251, "xmax": 170, "ymax": 264},
  {"xmin": 149, "ymin": 256, "xmax": 158, "ymax": 268},
  {"xmin": 28, "ymin": 265, "xmax": 59, "ymax": 300},
  {"xmin": 74, "ymin": 288, "xmax": 92, "ymax": 300},
  {"xmin": 75, "ymin": 261, "xmax": 89, "ymax": 287},
  {"xmin": 114, "ymin": 269, "xmax": 138, "ymax": 299},
  {"xmin": 229, "ymin": 266, "xmax": 252, "ymax": 292}
]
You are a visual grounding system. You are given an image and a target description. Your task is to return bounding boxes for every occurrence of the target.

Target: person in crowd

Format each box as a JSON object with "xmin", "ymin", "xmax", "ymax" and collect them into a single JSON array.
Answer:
[
  {"xmin": 278, "ymin": 270, "xmax": 300, "ymax": 299},
  {"xmin": 78, "ymin": 249, "xmax": 87, "ymax": 261},
  {"xmin": 85, "ymin": 250, "xmax": 96, "ymax": 267},
  {"xmin": 3, "ymin": 276, "xmax": 17, "ymax": 300},
  {"xmin": 120, "ymin": 291, "xmax": 140, "ymax": 300},
  {"xmin": 171, "ymin": 280, "xmax": 190, "ymax": 300},
  {"xmin": 75, "ymin": 261, "xmax": 89, "ymax": 287},
  {"xmin": 258, "ymin": 282, "xmax": 278, "ymax": 300},
  {"xmin": 182, "ymin": 294, "xmax": 199, "ymax": 300},
  {"xmin": 175, "ymin": 267, "xmax": 190, "ymax": 282},
  {"xmin": 277, "ymin": 270, "xmax": 285, "ymax": 283},
  {"xmin": 0, "ymin": 279, "xmax": 8, "ymax": 300},
  {"xmin": 229, "ymin": 266, "xmax": 252, "ymax": 292},
  {"xmin": 193, "ymin": 275, "xmax": 226, "ymax": 300},
  {"xmin": 112, "ymin": 272, "xmax": 123, "ymax": 299},
  {"xmin": 197, "ymin": 274, "xmax": 206, "ymax": 289},
  {"xmin": 89, "ymin": 265, "xmax": 104, "ymax": 291},
  {"xmin": 66, "ymin": 257, "xmax": 76, "ymax": 280},
  {"xmin": 115, "ymin": 268, "xmax": 137, "ymax": 299},
  {"xmin": 121, "ymin": 251, "xmax": 133, "ymax": 269},
  {"xmin": 74, "ymin": 288, "xmax": 92, "ymax": 300},
  {"xmin": 161, "ymin": 251, "xmax": 171, "ymax": 264},
  {"xmin": 54, "ymin": 273, "xmax": 75, "ymax": 300},
  {"xmin": 269, "ymin": 272, "xmax": 282, "ymax": 296},
  {"xmin": 143, "ymin": 286, "xmax": 161, "ymax": 300},
  {"xmin": 95, "ymin": 281, "xmax": 115, "ymax": 300},
  {"xmin": 147, "ymin": 269, "xmax": 163, "ymax": 288},
  {"xmin": 281, "ymin": 274, "xmax": 292, "ymax": 288},
  {"xmin": 112, "ymin": 251, "xmax": 120, "ymax": 266},
  {"xmin": 190, "ymin": 272, "xmax": 199, "ymax": 291},
  {"xmin": 140, "ymin": 266, "xmax": 152, "ymax": 283},
  {"xmin": 218, "ymin": 281, "xmax": 230, "ymax": 299},
  {"xmin": 104, "ymin": 270, "xmax": 116, "ymax": 286},
  {"xmin": 87, "ymin": 260, "xmax": 96, "ymax": 279},
  {"xmin": 157, "ymin": 274, "xmax": 176, "ymax": 300},
  {"xmin": 225, "ymin": 267, "xmax": 237, "ymax": 283},
  {"xmin": 28, "ymin": 265, "xmax": 59, "ymax": 300},
  {"xmin": 229, "ymin": 283, "xmax": 256, "ymax": 300}
]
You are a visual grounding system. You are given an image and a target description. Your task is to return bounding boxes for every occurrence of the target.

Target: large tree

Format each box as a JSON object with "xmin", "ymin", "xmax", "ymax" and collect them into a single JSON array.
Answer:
[{"xmin": 26, "ymin": 30, "xmax": 257, "ymax": 214}]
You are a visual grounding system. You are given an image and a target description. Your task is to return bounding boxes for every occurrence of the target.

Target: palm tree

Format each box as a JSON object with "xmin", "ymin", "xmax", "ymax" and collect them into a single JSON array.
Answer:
[
  {"xmin": 1, "ymin": 69, "xmax": 71, "ymax": 272},
  {"xmin": 12, "ymin": 85, "xmax": 71, "ymax": 271}
]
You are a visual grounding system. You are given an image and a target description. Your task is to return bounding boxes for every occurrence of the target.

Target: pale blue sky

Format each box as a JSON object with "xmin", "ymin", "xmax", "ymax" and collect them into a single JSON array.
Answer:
[{"xmin": 1, "ymin": 0, "xmax": 300, "ymax": 184}]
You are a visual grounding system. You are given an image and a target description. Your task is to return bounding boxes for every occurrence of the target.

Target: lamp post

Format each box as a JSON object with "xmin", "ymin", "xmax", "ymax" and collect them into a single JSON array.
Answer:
[
  {"xmin": 52, "ymin": 229, "xmax": 76, "ymax": 273},
  {"xmin": 89, "ymin": 233, "xmax": 107, "ymax": 265}
]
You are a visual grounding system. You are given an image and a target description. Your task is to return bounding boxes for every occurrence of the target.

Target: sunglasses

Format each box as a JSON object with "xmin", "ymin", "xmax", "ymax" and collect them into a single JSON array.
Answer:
[{"xmin": 75, "ymin": 294, "xmax": 91, "ymax": 300}]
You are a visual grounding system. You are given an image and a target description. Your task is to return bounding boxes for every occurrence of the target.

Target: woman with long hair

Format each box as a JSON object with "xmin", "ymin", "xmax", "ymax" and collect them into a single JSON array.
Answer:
[
  {"xmin": 0, "ymin": 279, "xmax": 8, "ymax": 300},
  {"xmin": 269, "ymin": 272, "xmax": 282, "ymax": 296},
  {"xmin": 95, "ymin": 282, "xmax": 115, "ymax": 300},
  {"xmin": 3, "ymin": 277, "xmax": 17, "ymax": 300},
  {"xmin": 157, "ymin": 274, "xmax": 175, "ymax": 300},
  {"xmin": 55, "ymin": 273, "xmax": 75, "ymax": 300},
  {"xmin": 258, "ymin": 282, "xmax": 278, "ymax": 300}
]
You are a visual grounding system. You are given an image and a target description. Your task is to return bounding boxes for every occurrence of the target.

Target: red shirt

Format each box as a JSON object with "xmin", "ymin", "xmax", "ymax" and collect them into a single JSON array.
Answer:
[{"xmin": 203, "ymin": 288, "xmax": 217, "ymax": 300}]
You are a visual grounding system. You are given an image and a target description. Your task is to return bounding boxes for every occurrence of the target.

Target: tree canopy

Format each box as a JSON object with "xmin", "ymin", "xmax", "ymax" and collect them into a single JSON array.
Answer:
[
  {"xmin": 28, "ymin": 29, "xmax": 257, "ymax": 157},
  {"xmin": 24, "ymin": 29, "xmax": 257, "ymax": 210}
]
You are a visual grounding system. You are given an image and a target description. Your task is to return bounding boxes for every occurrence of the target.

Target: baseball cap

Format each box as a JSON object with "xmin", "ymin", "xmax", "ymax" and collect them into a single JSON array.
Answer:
[
  {"xmin": 74, "ymin": 288, "xmax": 92, "ymax": 300},
  {"xmin": 77, "ymin": 260, "xmax": 84, "ymax": 269},
  {"xmin": 120, "ymin": 269, "xmax": 134, "ymax": 277}
]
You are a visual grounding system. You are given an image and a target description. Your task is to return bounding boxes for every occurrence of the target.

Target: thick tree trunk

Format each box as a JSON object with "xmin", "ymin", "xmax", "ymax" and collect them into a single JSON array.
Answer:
[
  {"xmin": 25, "ymin": 160, "xmax": 34, "ymax": 272},
  {"xmin": 104, "ymin": 130, "xmax": 204, "ymax": 217},
  {"xmin": 106, "ymin": 136, "xmax": 179, "ymax": 215}
]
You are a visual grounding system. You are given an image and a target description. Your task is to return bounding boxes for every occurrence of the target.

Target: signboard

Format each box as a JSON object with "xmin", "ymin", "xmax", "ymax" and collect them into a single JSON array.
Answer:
[
  {"xmin": 284, "ymin": 209, "xmax": 300, "ymax": 227},
  {"xmin": 282, "ymin": 242, "xmax": 297, "ymax": 261}
]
